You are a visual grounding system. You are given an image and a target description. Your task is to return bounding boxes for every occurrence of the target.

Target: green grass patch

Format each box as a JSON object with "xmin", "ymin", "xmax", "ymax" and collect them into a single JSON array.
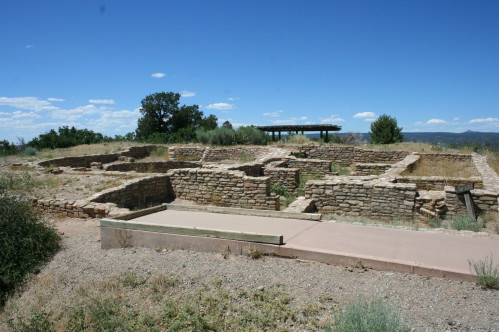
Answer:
[
  {"xmin": 450, "ymin": 214, "xmax": 483, "ymax": 232},
  {"xmin": 329, "ymin": 297, "xmax": 406, "ymax": 332},
  {"xmin": 331, "ymin": 163, "xmax": 350, "ymax": 175},
  {"xmin": 468, "ymin": 254, "xmax": 499, "ymax": 290}
]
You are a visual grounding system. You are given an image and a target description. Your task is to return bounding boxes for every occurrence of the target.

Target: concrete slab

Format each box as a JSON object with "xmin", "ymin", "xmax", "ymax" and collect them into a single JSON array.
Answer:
[{"xmin": 102, "ymin": 209, "xmax": 499, "ymax": 281}]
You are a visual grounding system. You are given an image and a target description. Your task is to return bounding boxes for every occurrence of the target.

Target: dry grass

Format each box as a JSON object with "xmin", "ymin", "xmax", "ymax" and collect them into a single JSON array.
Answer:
[
  {"xmin": 485, "ymin": 152, "xmax": 499, "ymax": 175},
  {"xmin": 401, "ymin": 157, "xmax": 478, "ymax": 177},
  {"xmin": 36, "ymin": 141, "xmax": 146, "ymax": 159},
  {"xmin": 140, "ymin": 146, "xmax": 170, "ymax": 161}
]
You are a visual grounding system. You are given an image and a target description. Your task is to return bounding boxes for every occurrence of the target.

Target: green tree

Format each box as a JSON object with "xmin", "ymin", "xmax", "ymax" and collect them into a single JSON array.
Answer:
[
  {"xmin": 135, "ymin": 92, "xmax": 217, "ymax": 142},
  {"xmin": 222, "ymin": 120, "xmax": 233, "ymax": 130},
  {"xmin": 369, "ymin": 114, "xmax": 403, "ymax": 144}
]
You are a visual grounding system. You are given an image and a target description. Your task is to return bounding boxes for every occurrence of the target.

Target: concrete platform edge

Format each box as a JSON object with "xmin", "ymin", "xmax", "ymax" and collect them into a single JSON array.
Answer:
[{"xmin": 101, "ymin": 227, "xmax": 477, "ymax": 283}]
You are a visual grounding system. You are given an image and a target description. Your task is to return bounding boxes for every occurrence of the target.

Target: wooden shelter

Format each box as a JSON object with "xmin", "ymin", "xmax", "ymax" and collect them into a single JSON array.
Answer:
[{"xmin": 256, "ymin": 124, "xmax": 342, "ymax": 141}]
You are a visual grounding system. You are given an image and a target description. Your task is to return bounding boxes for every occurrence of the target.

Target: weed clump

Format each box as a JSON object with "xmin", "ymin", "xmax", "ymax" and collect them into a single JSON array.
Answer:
[
  {"xmin": 330, "ymin": 297, "xmax": 406, "ymax": 332},
  {"xmin": 468, "ymin": 254, "xmax": 499, "ymax": 290},
  {"xmin": 0, "ymin": 190, "xmax": 61, "ymax": 305},
  {"xmin": 450, "ymin": 214, "xmax": 483, "ymax": 232}
]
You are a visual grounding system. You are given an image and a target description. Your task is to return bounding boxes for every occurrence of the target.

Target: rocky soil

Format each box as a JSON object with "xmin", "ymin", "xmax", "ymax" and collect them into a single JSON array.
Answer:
[{"xmin": 1, "ymin": 217, "xmax": 497, "ymax": 331}]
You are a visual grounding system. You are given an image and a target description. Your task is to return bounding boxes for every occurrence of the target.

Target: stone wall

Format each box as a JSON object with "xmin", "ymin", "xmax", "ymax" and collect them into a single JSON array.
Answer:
[
  {"xmin": 305, "ymin": 177, "xmax": 417, "ymax": 220},
  {"xmin": 89, "ymin": 175, "xmax": 172, "ymax": 209},
  {"xmin": 203, "ymin": 147, "xmax": 269, "ymax": 162},
  {"xmin": 445, "ymin": 186, "xmax": 499, "ymax": 216},
  {"xmin": 298, "ymin": 144, "xmax": 410, "ymax": 165},
  {"xmin": 353, "ymin": 163, "xmax": 392, "ymax": 176},
  {"xmin": 32, "ymin": 199, "xmax": 129, "ymax": 219},
  {"xmin": 105, "ymin": 161, "xmax": 201, "ymax": 173},
  {"xmin": 228, "ymin": 163, "xmax": 263, "ymax": 177},
  {"xmin": 287, "ymin": 158, "xmax": 332, "ymax": 178},
  {"xmin": 263, "ymin": 161, "xmax": 300, "ymax": 192},
  {"xmin": 38, "ymin": 145, "xmax": 154, "ymax": 168},
  {"xmin": 168, "ymin": 146, "xmax": 205, "ymax": 161},
  {"xmin": 419, "ymin": 153, "xmax": 473, "ymax": 163},
  {"xmin": 396, "ymin": 176, "xmax": 483, "ymax": 191},
  {"xmin": 168, "ymin": 168, "xmax": 279, "ymax": 210},
  {"xmin": 38, "ymin": 153, "xmax": 120, "ymax": 168}
]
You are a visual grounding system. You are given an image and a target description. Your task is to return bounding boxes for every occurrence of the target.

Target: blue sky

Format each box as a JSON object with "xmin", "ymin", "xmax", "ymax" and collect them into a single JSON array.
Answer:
[{"xmin": 1, "ymin": 0, "xmax": 498, "ymax": 142}]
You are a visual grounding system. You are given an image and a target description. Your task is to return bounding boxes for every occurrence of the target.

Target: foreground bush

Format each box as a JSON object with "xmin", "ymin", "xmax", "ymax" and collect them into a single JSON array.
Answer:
[
  {"xmin": 468, "ymin": 254, "xmax": 499, "ymax": 289},
  {"xmin": 196, "ymin": 127, "xmax": 235, "ymax": 145},
  {"xmin": 331, "ymin": 297, "xmax": 406, "ymax": 332},
  {"xmin": 0, "ymin": 191, "xmax": 61, "ymax": 305},
  {"xmin": 450, "ymin": 214, "xmax": 483, "ymax": 232}
]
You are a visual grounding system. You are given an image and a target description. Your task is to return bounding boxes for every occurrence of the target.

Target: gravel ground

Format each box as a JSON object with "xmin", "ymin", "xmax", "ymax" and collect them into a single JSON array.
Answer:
[{"xmin": 1, "ymin": 217, "xmax": 498, "ymax": 331}]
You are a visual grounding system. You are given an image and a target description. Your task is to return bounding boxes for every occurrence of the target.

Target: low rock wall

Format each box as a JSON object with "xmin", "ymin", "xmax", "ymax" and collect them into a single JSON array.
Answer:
[
  {"xmin": 263, "ymin": 162, "xmax": 300, "ymax": 192},
  {"xmin": 228, "ymin": 163, "xmax": 263, "ymax": 177},
  {"xmin": 105, "ymin": 161, "xmax": 201, "ymax": 173},
  {"xmin": 32, "ymin": 199, "xmax": 129, "ymax": 219},
  {"xmin": 353, "ymin": 163, "xmax": 392, "ymax": 176},
  {"xmin": 419, "ymin": 153, "xmax": 472, "ymax": 163},
  {"xmin": 168, "ymin": 146, "xmax": 205, "ymax": 161},
  {"xmin": 168, "ymin": 168, "xmax": 279, "ymax": 210},
  {"xmin": 88, "ymin": 175, "xmax": 172, "ymax": 209},
  {"xmin": 298, "ymin": 144, "xmax": 410, "ymax": 165},
  {"xmin": 396, "ymin": 176, "xmax": 483, "ymax": 191},
  {"xmin": 305, "ymin": 178, "xmax": 416, "ymax": 220},
  {"xmin": 287, "ymin": 158, "xmax": 332, "ymax": 178},
  {"xmin": 38, "ymin": 145, "xmax": 154, "ymax": 168},
  {"xmin": 203, "ymin": 147, "xmax": 268, "ymax": 162},
  {"xmin": 445, "ymin": 186, "xmax": 499, "ymax": 216}
]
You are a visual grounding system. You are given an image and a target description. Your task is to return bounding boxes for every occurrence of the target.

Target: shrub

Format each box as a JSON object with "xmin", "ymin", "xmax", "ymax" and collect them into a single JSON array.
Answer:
[
  {"xmin": 0, "ymin": 191, "xmax": 61, "ymax": 305},
  {"xmin": 196, "ymin": 127, "xmax": 235, "ymax": 145},
  {"xmin": 468, "ymin": 254, "xmax": 499, "ymax": 289},
  {"xmin": 0, "ymin": 140, "xmax": 18, "ymax": 156},
  {"xmin": 235, "ymin": 126, "xmax": 269, "ymax": 145},
  {"xmin": 271, "ymin": 183, "xmax": 290, "ymax": 198},
  {"xmin": 369, "ymin": 114, "xmax": 403, "ymax": 144},
  {"xmin": 450, "ymin": 214, "xmax": 483, "ymax": 232},
  {"xmin": 286, "ymin": 134, "xmax": 311, "ymax": 144},
  {"xmin": 23, "ymin": 146, "xmax": 38, "ymax": 156},
  {"xmin": 332, "ymin": 297, "xmax": 406, "ymax": 332}
]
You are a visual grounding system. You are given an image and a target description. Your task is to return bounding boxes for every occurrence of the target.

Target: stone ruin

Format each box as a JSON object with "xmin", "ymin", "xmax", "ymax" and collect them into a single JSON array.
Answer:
[{"xmin": 32, "ymin": 144, "xmax": 499, "ymax": 222}]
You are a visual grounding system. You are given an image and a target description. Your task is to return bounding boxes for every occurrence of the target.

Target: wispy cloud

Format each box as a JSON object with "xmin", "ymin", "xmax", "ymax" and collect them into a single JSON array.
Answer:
[
  {"xmin": 47, "ymin": 98, "xmax": 64, "ymax": 102},
  {"xmin": 320, "ymin": 115, "xmax": 345, "ymax": 123},
  {"xmin": 25, "ymin": 45, "xmax": 34, "ymax": 49},
  {"xmin": 427, "ymin": 119, "xmax": 448, "ymax": 124},
  {"xmin": 353, "ymin": 112, "xmax": 377, "ymax": 122},
  {"xmin": 180, "ymin": 90, "xmax": 196, "ymax": 97},
  {"xmin": 263, "ymin": 110, "xmax": 283, "ymax": 117},
  {"xmin": 206, "ymin": 103, "xmax": 235, "ymax": 111},
  {"xmin": 227, "ymin": 97, "xmax": 239, "ymax": 101},
  {"xmin": 272, "ymin": 119, "xmax": 297, "ymax": 125},
  {"xmin": 88, "ymin": 99, "xmax": 115, "ymax": 105},
  {"xmin": 151, "ymin": 72, "xmax": 166, "ymax": 78},
  {"xmin": 469, "ymin": 117, "xmax": 499, "ymax": 123},
  {"xmin": 0, "ymin": 97, "xmax": 59, "ymax": 111}
]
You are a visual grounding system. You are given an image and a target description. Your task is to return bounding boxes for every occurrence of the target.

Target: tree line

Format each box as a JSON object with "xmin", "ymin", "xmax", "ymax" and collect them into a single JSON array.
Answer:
[{"xmin": 1, "ymin": 91, "xmax": 404, "ymax": 155}]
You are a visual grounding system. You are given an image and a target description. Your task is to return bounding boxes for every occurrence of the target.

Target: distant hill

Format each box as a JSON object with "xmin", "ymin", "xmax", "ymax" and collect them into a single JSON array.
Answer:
[
  {"xmin": 307, "ymin": 131, "xmax": 499, "ymax": 148},
  {"xmin": 401, "ymin": 131, "xmax": 499, "ymax": 148}
]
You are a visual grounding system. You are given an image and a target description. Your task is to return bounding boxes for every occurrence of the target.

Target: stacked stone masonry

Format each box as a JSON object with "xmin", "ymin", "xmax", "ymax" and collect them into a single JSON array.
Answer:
[
  {"xmin": 263, "ymin": 161, "xmax": 300, "ymax": 192},
  {"xmin": 89, "ymin": 175, "xmax": 172, "ymax": 209},
  {"xmin": 33, "ymin": 199, "xmax": 129, "ymax": 219},
  {"xmin": 105, "ymin": 161, "xmax": 201, "ymax": 173},
  {"xmin": 297, "ymin": 144, "xmax": 410, "ymax": 165},
  {"xmin": 396, "ymin": 176, "xmax": 483, "ymax": 191},
  {"xmin": 353, "ymin": 163, "xmax": 392, "ymax": 176},
  {"xmin": 287, "ymin": 158, "xmax": 332, "ymax": 178},
  {"xmin": 167, "ymin": 168, "xmax": 279, "ymax": 210},
  {"xmin": 305, "ymin": 177, "xmax": 416, "ymax": 220},
  {"xmin": 445, "ymin": 186, "xmax": 498, "ymax": 216},
  {"xmin": 38, "ymin": 145, "xmax": 154, "ymax": 168}
]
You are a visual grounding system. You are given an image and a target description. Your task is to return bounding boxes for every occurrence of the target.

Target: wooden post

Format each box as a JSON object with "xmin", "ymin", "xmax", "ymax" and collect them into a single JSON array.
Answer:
[
  {"xmin": 320, "ymin": 130, "xmax": 323, "ymax": 138},
  {"xmin": 455, "ymin": 183, "xmax": 476, "ymax": 220},
  {"xmin": 325, "ymin": 131, "xmax": 329, "ymax": 142},
  {"xmin": 278, "ymin": 131, "xmax": 281, "ymax": 140},
  {"xmin": 272, "ymin": 131, "xmax": 275, "ymax": 141},
  {"xmin": 301, "ymin": 130, "xmax": 304, "ymax": 135}
]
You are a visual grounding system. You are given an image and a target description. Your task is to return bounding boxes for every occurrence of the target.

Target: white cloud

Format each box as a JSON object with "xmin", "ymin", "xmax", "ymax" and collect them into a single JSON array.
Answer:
[
  {"xmin": 227, "ymin": 97, "xmax": 239, "ymax": 101},
  {"xmin": 47, "ymin": 98, "xmax": 64, "ymax": 102},
  {"xmin": 453, "ymin": 117, "xmax": 460, "ymax": 121},
  {"xmin": 151, "ymin": 72, "xmax": 166, "ymax": 78},
  {"xmin": 10, "ymin": 111, "xmax": 41, "ymax": 119},
  {"xmin": 88, "ymin": 99, "xmax": 115, "ymax": 104},
  {"xmin": 25, "ymin": 45, "xmax": 34, "ymax": 49},
  {"xmin": 427, "ymin": 119, "xmax": 448, "ymax": 124},
  {"xmin": 354, "ymin": 112, "xmax": 377, "ymax": 119},
  {"xmin": 299, "ymin": 116, "xmax": 308, "ymax": 120},
  {"xmin": 51, "ymin": 104, "xmax": 107, "ymax": 121},
  {"xmin": 0, "ymin": 97, "xmax": 59, "ymax": 111},
  {"xmin": 263, "ymin": 110, "xmax": 283, "ymax": 117},
  {"xmin": 180, "ymin": 90, "xmax": 196, "ymax": 97},
  {"xmin": 469, "ymin": 117, "xmax": 499, "ymax": 123},
  {"xmin": 272, "ymin": 119, "xmax": 297, "ymax": 125},
  {"xmin": 320, "ymin": 115, "xmax": 345, "ymax": 123},
  {"xmin": 206, "ymin": 103, "xmax": 235, "ymax": 111}
]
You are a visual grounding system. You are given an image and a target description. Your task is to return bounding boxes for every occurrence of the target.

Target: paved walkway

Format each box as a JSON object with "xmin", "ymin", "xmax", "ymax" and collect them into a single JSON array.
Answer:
[{"xmin": 129, "ymin": 210, "xmax": 499, "ymax": 279}]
